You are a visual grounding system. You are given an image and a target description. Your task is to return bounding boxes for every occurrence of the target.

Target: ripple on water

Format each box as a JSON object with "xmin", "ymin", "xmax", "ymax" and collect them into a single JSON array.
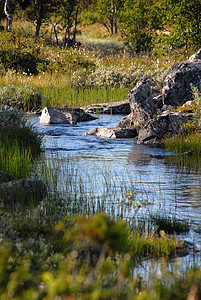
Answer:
[{"xmin": 30, "ymin": 114, "xmax": 201, "ymax": 251}]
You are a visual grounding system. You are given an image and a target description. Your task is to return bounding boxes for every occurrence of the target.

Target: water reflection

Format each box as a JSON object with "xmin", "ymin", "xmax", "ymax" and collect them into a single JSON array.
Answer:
[{"xmin": 29, "ymin": 113, "xmax": 201, "ymax": 251}]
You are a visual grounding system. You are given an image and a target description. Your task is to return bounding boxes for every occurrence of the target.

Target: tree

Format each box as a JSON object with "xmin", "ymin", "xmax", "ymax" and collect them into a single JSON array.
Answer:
[
  {"xmin": 25, "ymin": 0, "xmax": 51, "ymax": 36},
  {"xmin": 60, "ymin": 0, "xmax": 78, "ymax": 47},
  {"xmin": 82, "ymin": 0, "xmax": 123, "ymax": 36},
  {"xmin": 4, "ymin": 0, "xmax": 14, "ymax": 31},
  {"xmin": 118, "ymin": 0, "xmax": 164, "ymax": 53},
  {"xmin": 95, "ymin": 0, "xmax": 123, "ymax": 35},
  {"xmin": 164, "ymin": 0, "xmax": 201, "ymax": 55}
]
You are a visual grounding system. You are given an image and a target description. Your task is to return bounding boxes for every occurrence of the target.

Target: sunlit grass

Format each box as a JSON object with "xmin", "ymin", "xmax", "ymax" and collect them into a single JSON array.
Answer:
[{"xmin": 165, "ymin": 132, "xmax": 201, "ymax": 156}]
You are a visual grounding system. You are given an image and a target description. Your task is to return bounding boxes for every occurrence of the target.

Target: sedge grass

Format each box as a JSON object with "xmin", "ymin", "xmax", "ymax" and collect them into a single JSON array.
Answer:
[
  {"xmin": 130, "ymin": 230, "xmax": 180, "ymax": 259},
  {"xmin": 0, "ymin": 142, "xmax": 33, "ymax": 179},
  {"xmin": 0, "ymin": 111, "xmax": 43, "ymax": 179},
  {"xmin": 165, "ymin": 132, "xmax": 201, "ymax": 157}
]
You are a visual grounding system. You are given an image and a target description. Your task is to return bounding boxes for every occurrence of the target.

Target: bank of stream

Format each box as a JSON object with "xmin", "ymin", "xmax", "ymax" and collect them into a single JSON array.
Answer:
[{"xmin": 30, "ymin": 113, "xmax": 201, "ymax": 268}]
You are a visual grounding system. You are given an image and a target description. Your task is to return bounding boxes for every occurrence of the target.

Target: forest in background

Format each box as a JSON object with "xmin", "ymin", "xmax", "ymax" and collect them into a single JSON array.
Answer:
[{"xmin": 1, "ymin": 0, "xmax": 201, "ymax": 56}]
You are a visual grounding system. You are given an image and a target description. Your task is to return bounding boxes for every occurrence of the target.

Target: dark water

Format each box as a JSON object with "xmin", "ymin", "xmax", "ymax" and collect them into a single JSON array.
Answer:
[{"xmin": 29, "ymin": 113, "xmax": 201, "ymax": 254}]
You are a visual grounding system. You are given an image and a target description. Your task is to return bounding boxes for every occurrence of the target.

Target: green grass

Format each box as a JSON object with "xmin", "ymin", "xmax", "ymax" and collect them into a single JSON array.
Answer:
[
  {"xmin": 38, "ymin": 85, "xmax": 129, "ymax": 108},
  {"xmin": 0, "ymin": 110, "xmax": 43, "ymax": 178},
  {"xmin": 150, "ymin": 214, "xmax": 190, "ymax": 234},
  {"xmin": 165, "ymin": 132, "xmax": 201, "ymax": 157}
]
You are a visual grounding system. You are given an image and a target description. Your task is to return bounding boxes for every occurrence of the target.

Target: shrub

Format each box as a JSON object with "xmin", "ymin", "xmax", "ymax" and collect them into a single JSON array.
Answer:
[
  {"xmin": 71, "ymin": 64, "xmax": 167, "ymax": 88},
  {"xmin": 0, "ymin": 84, "xmax": 43, "ymax": 111},
  {"xmin": 0, "ymin": 32, "xmax": 48, "ymax": 75}
]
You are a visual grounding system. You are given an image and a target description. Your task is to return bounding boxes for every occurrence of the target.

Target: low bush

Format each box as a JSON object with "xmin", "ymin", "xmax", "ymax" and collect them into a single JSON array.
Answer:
[
  {"xmin": 71, "ymin": 64, "xmax": 167, "ymax": 88},
  {"xmin": 0, "ymin": 84, "xmax": 43, "ymax": 111},
  {"xmin": 0, "ymin": 32, "xmax": 48, "ymax": 75},
  {"xmin": 0, "ymin": 212, "xmax": 185, "ymax": 299}
]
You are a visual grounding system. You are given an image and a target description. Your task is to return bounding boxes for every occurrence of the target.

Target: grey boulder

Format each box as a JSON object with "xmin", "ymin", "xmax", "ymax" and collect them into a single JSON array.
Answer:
[
  {"xmin": 162, "ymin": 50, "xmax": 201, "ymax": 107},
  {"xmin": 40, "ymin": 106, "xmax": 97, "ymax": 125}
]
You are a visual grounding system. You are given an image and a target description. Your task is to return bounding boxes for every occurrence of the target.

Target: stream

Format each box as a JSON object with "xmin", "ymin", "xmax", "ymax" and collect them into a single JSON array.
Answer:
[{"xmin": 29, "ymin": 113, "xmax": 201, "ymax": 266}]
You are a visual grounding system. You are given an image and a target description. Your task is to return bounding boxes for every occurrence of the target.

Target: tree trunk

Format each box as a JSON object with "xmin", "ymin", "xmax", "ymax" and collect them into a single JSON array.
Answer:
[
  {"xmin": 72, "ymin": 4, "xmax": 79, "ymax": 47},
  {"xmin": 4, "ymin": 0, "xmax": 12, "ymax": 32},
  {"xmin": 35, "ymin": 18, "xmax": 42, "ymax": 36},
  {"xmin": 53, "ymin": 23, "xmax": 59, "ymax": 45},
  {"xmin": 114, "ymin": 18, "xmax": 118, "ymax": 34}
]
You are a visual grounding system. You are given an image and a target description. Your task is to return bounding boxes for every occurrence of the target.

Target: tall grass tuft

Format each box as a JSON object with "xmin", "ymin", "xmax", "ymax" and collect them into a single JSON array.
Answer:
[
  {"xmin": 0, "ymin": 107, "xmax": 43, "ymax": 178},
  {"xmin": 165, "ymin": 132, "xmax": 201, "ymax": 157},
  {"xmin": 39, "ymin": 85, "xmax": 129, "ymax": 108},
  {"xmin": 165, "ymin": 85, "xmax": 201, "ymax": 157}
]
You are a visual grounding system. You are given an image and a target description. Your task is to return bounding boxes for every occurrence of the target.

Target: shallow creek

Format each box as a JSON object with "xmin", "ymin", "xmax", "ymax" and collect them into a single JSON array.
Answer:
[{"xmin": 30, "ymin": 113, "xmax": 201, "ymax": 265}]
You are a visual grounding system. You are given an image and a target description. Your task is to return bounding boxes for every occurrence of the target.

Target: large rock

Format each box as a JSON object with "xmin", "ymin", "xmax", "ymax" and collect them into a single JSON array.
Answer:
[
  {"xmin": 162, "ymin": 49, "xmax": 201, "ymax": 107},
  {"xmin": 137, "ymin": 111, "xmax": 194, "ymax": 144},
  {"xmin": 40, "ymin": 107, "xmax": 77, "ymax": 125},
  {"xmin": 40, "ymin": 106, "xmax": 97, "ymax": 125},
  {"xmin": 68, "ymin": 107, "xmax": 97, "ymax": 122},
  {"xmin": 129, "ymin": 80, "xmax": 154, "ymax": 114},
  {"xmin": 83, "ymin": 127, "xmax": 137, "ymax": 139},
  {"xmin": 0, "ymin": 178, "xmax": 46, "ymax": 205},
  {"xmin": 127, "ymin": 80, "xmax": 154, "ymax": 132},
  {"xmin": 83, "ymin": 100, "xmax": 131, "ymax": 115}
]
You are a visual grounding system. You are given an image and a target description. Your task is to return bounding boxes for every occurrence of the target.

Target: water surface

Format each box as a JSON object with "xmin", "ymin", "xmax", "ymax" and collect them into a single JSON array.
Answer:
[{"xmin": 30, "ymin": 113, "xmax": 201, "ymax": 253}]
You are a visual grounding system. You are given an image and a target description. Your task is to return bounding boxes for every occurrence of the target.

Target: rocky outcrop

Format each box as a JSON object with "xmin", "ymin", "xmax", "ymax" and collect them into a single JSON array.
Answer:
[
  {"xmin": 128, "ymin": 80, "xmax": 154, "ymax": 132},
  {"xmin": 83, "ymin": 80, "xmax": 153, "ymax": 139},
  {"xmin": 83, "ymin": 49, "xmax": 201, "ymax": 144},
  {"xmin": 40, "ymin": 106, "xmax": 97, "ymax": 125},
  {"xmin": 137, "ymin": 111, "xmax": 194, "ymax": 144},
  {"xmin": 0, "ymin": 178, "xmax": 46, "ymax": 205},
  {"xmin": 83, "ymin": 100, "xmax": 130, "ymax": 115},
  {"xmin": 162, "ymin": 52, "xmax": 201, "ymax": 107}
]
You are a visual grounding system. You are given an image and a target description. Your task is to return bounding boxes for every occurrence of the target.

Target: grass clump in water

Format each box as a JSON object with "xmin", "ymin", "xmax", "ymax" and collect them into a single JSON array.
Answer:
[{"xmin": 150, "ymin": 214, "xmax": 190, "ymax": 234}]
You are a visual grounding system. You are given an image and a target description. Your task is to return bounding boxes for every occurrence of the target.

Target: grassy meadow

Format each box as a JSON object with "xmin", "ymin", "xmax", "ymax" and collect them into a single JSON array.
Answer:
[
  {"xmin": 0, "ymin": 20, "xmax": 189, "ymax": 110},
  {"xmin": 0, "ymin": 21, "xmax": 201, "ymax": 299}
]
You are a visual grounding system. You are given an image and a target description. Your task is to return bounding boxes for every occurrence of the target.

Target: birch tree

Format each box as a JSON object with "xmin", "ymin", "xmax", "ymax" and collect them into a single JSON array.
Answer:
[{"xmin": 4, "ymin": 0, "xmax": 12, "ymax": 31}]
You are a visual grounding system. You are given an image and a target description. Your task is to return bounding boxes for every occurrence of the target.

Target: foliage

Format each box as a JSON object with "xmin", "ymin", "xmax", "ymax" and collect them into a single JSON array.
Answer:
[
  {"xmin": 191, "ymin": 84, "xmax": 201, "ymax": 128},
  {"xmin": 71, "ymin": 64, "xmax": 167, "ymax": 88},
  {"xmin": 0, "ymin": 84, "xmax": 43, "ymax": 111},
  {"xmin": 118, "ymin": 0, "xmax": 164, "ymax": 53},
  {"xmin": 0, "ymin": 211, "xmax": 186, "ymax": 299},
  {"xmin": 164, "ymin": 0, "xmax": 201, "ymax": 54},
  {"xmin": 0, "ymin": 31, "xmax": 48, "ymax": 75}
]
